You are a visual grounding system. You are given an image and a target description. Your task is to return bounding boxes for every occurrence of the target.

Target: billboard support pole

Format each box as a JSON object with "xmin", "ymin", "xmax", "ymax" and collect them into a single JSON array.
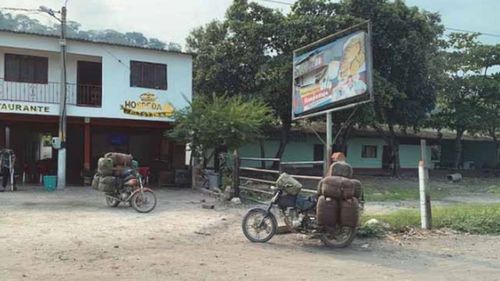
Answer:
[{"xmin": 324, "ymin": 112, "xmax": 333, "ymax": 175}]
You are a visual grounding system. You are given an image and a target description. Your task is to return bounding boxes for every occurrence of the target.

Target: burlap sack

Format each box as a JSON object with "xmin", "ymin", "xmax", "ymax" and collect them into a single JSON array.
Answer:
[
  {"xmin": 340, "ymin": 198, "xmax": 359, "ymax": 227},
  {"xmin": 97, "ymin": 157, "xmax": 113, "ymax": 176},
  {"xmin": 104, "ymin": 152, "xmax": 132, "ymax": 167},
  {"xmin": 98, "ymin": 176, "xmax": 116, "ymax": 193},
  {"xmin": 316, "ymin": 195, "xmax": 340, "ymax": 226},
  {"xmin": 276, "ymin": 173, "xmax": 302, "ymax": 196},
  {"xmin": 327, "ymin": 161, "xmax": 353, "ymax": 178}
]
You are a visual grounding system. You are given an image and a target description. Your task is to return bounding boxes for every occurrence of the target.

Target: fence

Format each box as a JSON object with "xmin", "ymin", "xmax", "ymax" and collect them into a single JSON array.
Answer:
[
  {"xmin": 0, "ymin": 78, "xmax": 101, "ymax": 107},
  {"xmin": 233, "ymin": 153, "xmax": 324, "ymax": 200}
]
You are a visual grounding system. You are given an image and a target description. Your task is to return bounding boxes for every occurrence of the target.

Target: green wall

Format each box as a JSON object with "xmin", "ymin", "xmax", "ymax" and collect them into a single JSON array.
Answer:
[
  {"xmin": 239, "ymin": 135, "xmax": 323, "ymax": 168},
  {"xmin": 345, "ymin": 138, "xmax": 384, "ymax": 168},
  {"xmin": 209, "ymin": 134, "xmax": 498, "ymax": 170}
]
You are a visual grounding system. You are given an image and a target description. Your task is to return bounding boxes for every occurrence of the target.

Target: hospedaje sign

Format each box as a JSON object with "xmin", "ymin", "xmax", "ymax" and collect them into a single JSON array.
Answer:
[
  {"xmin": 292, "ymin": 23, "xmax": 373, "ymax": 119},
  {"xmin": 120, "ymin": 92, "xmax": 175, "ymax": 118}
]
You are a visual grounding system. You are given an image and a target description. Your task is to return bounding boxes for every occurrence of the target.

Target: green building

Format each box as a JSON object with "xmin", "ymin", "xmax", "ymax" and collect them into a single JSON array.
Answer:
[{"xmin": 239, "ymin": 127, "xmax": 499, "ymax": 174}]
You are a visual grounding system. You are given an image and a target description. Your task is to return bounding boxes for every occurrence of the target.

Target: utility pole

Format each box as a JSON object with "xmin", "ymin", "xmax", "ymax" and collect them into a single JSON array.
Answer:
[
  {"xmin": 57, "ymin": 5, "xmax": 68, "ymax": 190},
  {"xmin": 40, "ymin": 5, "xmax": 68, "ymax": 190}
]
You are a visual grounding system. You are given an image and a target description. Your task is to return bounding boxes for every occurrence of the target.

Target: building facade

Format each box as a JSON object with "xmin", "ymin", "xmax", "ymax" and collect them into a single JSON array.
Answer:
[
  {"xmin": 239, "ymin": 128, "xmax": 499, "ymax": 174},
  {"xmin": 0, "ymin": 30, "xmax": 192, "ymax": 184}
]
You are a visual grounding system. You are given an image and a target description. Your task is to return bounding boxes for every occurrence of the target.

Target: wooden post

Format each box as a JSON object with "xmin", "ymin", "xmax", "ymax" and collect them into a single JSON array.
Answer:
[
  {"xmin": 324, "ymin": 112, "xmax": 333, "ymax": 175},
  {"xmin": 232, "ymin": 149, "xmax": 240, "ymax": 197},
  {"xmin": 419, "ymin": 139, "xmax": 432, "ymax": 229}
]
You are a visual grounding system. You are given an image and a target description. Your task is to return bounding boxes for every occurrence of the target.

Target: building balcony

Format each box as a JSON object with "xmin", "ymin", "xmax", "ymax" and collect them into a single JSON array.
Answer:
[{"xmin": 0, "ymin": 78, "xmax": 102, "ymax": 107}]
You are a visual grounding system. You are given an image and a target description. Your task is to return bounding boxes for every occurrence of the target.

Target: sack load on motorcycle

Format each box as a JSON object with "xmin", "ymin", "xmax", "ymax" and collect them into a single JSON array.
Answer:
[
  {"xmin": 92, "ymin": 152, "xmax": 157, "ymax": 213},
  {"xmin": 242, "ymin": 157, "xmax": 364, "ymax": 248}
]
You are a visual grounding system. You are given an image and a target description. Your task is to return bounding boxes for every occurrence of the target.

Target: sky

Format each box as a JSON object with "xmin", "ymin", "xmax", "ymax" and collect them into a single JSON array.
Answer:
[{"xmin": 2, "ymin": 0, "xmax": 500, "ymax": 48}]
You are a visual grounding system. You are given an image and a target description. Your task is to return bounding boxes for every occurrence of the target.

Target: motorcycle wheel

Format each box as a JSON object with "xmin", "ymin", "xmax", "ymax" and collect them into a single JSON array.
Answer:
[
  {"xmin": 130, "ymin": 190, "xmax": 157, "ymax": 213},
  {"xmin": 105, "ymin": 196, "xmax": 120, "ymax": 207},
  {"xmin": 242, "ymin": 208, "xmax": 277, "ymax": 243},
  {"xmin": 320, "ymin": 226, "xmax": 356, "ymax": 248}
]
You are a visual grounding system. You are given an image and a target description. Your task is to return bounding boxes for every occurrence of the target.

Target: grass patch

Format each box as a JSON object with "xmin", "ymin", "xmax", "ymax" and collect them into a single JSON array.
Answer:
[
  {"xmin": 362, "ymin": 203, "xmax": 500, "ymax": 235},
  {"xmin": 363, "ymin": 184, "xmax": 450, "ymax": 201},
  {"xmin": 488, "ymin": 185, "xmax": 500, "ymax": 195}
]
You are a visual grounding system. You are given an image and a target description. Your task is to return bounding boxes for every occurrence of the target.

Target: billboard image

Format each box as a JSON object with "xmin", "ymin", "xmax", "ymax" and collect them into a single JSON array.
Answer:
[{"xmin": 292, "ymin": 30, "xmax": 372, "ymax": 119}]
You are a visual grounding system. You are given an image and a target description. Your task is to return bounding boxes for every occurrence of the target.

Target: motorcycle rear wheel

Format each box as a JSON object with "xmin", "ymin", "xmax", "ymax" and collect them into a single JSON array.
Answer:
[
  {"xmin": 242, "ymin": 208, "xmax": 277, "ymax": 243},
  {"xmin": 131, "ymin": 190, "xmax": 157, "ymax": 213},
  {"xmin": 105, "ymin": 196, "xmax": 120, "ymax": 207},
  {"xmin": 320, "ymin": 226, "xmax": 356, "ymax": 248}
]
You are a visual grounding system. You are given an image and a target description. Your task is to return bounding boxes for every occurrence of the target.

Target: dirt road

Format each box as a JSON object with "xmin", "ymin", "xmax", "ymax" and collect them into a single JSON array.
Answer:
[{"xmin": 0, "ymin": 187, "xmax": 499, "ymax": 281}]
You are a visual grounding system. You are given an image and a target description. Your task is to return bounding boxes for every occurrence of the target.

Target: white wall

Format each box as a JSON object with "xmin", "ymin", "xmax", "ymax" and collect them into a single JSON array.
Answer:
[{"xmin": 0, "ymin": 31, "xmax": 192, "ymax": 122}]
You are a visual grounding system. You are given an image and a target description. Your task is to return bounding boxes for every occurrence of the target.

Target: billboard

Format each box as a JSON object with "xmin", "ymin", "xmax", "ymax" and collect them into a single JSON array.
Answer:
[{"xmin": 292, "ymin": 27, "xmax": 373, "ymax": 119}]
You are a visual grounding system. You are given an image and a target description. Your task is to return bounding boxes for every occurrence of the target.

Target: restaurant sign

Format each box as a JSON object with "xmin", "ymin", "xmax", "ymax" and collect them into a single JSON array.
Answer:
[
  {"xmin": 0, "ymin": 102, "xmax": 51, "ymax": 113},
  {"xmin": 120, "ymin": 93, "xmax": 174, "ymax": 118}
]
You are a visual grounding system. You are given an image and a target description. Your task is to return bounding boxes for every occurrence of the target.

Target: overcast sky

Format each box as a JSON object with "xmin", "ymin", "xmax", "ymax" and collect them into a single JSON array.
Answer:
[{"xmin": 2, "ymin": 0, "xmax": 500, "ymax": 48}]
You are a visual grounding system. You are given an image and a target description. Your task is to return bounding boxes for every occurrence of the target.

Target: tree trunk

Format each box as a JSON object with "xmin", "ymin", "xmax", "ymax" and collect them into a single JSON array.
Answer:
[
  {"xmin": 272, "ymin": 124, "xmax": 291, "ymax": 169},
  {"xmin": 454, "ymin": 129, "xmax": 464, "ymax": 169},
  {"xmin": 259, "ymin": 139, "xmax": 266, "ymax": 168},
  {"xmin": 387, "ymin": 125, "xmax": 400, "ymax": 177},
  {"xmin": 373, "ymin": 123, "xmax": 400, "ymax": 177}
]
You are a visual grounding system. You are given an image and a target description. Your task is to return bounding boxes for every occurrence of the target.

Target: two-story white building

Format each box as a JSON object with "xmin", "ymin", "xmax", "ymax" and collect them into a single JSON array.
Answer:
[{"xmin": 0, "ymin": 29, "xmax": 192, "ymax": 185}]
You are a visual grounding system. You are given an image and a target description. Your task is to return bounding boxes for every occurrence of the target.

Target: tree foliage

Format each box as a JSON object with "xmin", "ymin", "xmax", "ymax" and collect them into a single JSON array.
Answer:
[
  {"xmin": 432, "ymin": 33, "xmax": 500, "ymax": 168},
  {"xmin": 168, "ymin": 95, "xmax": 273, "ymax": 155},
  {"xmin": 187, "ymin": 0, "xmax": 444, "ymax": 175}
]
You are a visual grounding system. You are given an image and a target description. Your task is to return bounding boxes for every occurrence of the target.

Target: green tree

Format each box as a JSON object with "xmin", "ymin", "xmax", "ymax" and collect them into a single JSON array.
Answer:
[
  {"xmin": 341, "ymin": 0, "xmax": 444, "ymax": 176},
  {"xmin": 168, "ymin": 95, "xmax": 273, "ymax": 159},
  {"xmin": 432, "ymin": 33, "xmax": 500, "ymax": 168}
]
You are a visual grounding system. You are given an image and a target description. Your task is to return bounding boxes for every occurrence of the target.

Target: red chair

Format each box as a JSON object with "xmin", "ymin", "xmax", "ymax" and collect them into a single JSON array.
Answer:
[{"xmin": 137, "ymin": 167, "xmax": 150, "ymax": 185}]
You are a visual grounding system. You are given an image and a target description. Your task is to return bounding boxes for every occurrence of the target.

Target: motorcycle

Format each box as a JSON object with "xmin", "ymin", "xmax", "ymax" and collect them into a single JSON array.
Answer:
[
  {"xmin": 242, "ymin": 176, "xmax": 362, "ymax": 248},
  {"xmin": 104, "ymin": 168, "xmax": 157, "ymax": 213}
]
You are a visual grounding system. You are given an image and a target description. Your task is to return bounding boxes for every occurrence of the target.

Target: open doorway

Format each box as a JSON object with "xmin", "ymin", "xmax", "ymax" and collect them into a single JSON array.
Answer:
[{"xmin": 77, "ymin": 61, "xmax": 102, "ymax": 107}]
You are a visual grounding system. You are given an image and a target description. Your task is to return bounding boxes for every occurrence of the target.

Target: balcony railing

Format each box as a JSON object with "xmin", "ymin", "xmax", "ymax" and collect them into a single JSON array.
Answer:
[{"xmin": 0, "ymin": 79, "xmax": 102, "ymax": 107}]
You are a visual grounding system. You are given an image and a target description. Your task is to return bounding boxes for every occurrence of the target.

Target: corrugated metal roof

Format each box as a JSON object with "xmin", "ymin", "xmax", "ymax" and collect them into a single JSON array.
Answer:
[
  {"xmin": 292, "ymin": 122, "xmax": 495, "ymax": 142},
  {"xmin": 0, "ymin": 28, "xmax": 194, "ymax": 56}
]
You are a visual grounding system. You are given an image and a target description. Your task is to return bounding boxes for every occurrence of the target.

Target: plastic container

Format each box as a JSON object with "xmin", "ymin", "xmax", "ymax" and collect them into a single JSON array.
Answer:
[{"xmin": 43, "ymin": 175, "xmax": 57, "ymax": 191}]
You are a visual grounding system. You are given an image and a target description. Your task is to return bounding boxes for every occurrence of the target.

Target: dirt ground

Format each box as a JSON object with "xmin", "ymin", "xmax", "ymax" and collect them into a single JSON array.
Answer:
[{"xmin": 0, "ymin": 186, "xmax": 499, "ymax": 281}]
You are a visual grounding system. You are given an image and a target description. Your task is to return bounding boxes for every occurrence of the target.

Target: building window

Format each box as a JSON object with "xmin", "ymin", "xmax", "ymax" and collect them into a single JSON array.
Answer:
[
  {"xmin": 130, "ymin": 60, "xmax": 167, "ymax": 90},
  {"xmin": 361, "ymin": 145, "xmax": 377, "ymax": 158},
  {"xmin": 4, "ymin": 54, "xmax": 48, "ymax": 84}
]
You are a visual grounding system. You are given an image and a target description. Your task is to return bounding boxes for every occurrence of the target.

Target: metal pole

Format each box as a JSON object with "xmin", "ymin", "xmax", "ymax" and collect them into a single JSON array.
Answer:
[
  {"xmin": 324, "ymin": 112, "xmax": 333, "ymax": 175},
  {"xmin": 57, "ymin": 6, "xmax": 67, "ymax": 190}
]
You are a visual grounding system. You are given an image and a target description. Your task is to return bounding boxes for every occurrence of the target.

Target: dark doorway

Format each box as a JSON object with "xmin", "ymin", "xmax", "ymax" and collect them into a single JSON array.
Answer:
[
  {"xmin": 77, "ymin": 61, "xmax": 102, "ymax": 107},
  {"xmin": 382, "ymin": 145, "xmax": 392, "ymax": 170},
  {"xmin": 314, "ymin": 144, "xmax": 324, "ymax": 161}
]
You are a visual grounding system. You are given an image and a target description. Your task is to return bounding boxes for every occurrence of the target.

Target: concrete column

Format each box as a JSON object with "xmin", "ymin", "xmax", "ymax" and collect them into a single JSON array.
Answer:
[
  {"xmin": 83, "ymin": 121, "xmax": 91, "ymax": 171},
  {"xmin": 5, "ymin": 126, "xmax": 10, "ymax": 149}
]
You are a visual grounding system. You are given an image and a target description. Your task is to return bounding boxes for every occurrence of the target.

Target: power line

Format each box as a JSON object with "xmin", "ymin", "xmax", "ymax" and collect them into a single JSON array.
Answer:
[
  {"xmin": 0, "ymin": 7, "xmax": 40, "ymax": 12},
  {"xmin": 444, "ymin": 27, "xmax": 500, "ymax": 38},
  {"xmin": 260, "ymin": 0, "xmax": 294, "ymax": 5}
]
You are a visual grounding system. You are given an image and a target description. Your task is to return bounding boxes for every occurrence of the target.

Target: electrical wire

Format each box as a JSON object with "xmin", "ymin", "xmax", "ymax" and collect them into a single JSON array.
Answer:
[
  {"xmin": 259, "ymin": 0, "xmax": 294, "ymax": 5},
  {"xmin": 445, "ymin": 27, "xmax": 500, "ymax": 38}
]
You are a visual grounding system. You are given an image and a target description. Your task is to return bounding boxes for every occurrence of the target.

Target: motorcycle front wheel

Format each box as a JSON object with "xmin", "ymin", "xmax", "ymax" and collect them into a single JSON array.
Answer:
[
  {"xmin": 105, "ymin": 196, "xmax": 120, "ymax": 207},
  {"xmin": 320, "ymin": 226, "xmax": 356, "ymax": 248},
  {"xmin": 242, "ymin": 208, "xmax": 277, "ymax": 243},
  {"xmin": 131, "ymin": 190, "xmax": 157, "ymax": 213}
]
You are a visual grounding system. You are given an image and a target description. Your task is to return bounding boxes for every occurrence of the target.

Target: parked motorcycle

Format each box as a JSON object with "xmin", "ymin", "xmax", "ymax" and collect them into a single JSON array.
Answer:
[
  {"xmin": 104, "ymin": 168, "xmax": 157, "ymax": 213},
  {"xmin": 242, "ymin": 175, "xmax": 362, "ymax": 248}
]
